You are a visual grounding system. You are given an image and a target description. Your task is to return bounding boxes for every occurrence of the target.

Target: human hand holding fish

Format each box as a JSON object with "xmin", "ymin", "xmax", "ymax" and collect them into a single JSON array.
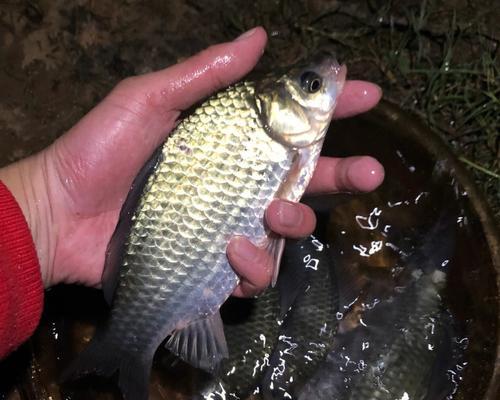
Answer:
[
  {"xmin": 0, "ymin": 26, "xmax": 386, "ymax": 398},
  {"xmin": 0, "ymin": 26, "xmax": 383, "ymax": 296}
]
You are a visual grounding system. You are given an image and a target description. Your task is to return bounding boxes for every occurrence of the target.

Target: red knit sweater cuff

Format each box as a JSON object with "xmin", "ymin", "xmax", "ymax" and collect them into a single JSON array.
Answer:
[{"xmin": 0, "ymin": 180, "xmax": 43, "ymax": 359}]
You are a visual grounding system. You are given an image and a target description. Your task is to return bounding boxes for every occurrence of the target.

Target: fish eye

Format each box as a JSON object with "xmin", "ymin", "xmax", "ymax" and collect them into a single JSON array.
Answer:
[{"xmin": 300, "ymin": 71, "xmax": 323, "ymax": 94}]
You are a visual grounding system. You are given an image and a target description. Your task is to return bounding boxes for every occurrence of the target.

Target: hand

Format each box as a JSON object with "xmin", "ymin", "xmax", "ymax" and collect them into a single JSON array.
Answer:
[{"xmin": 0, "ymin": 27, "xmax": 383, "ymax": 297}]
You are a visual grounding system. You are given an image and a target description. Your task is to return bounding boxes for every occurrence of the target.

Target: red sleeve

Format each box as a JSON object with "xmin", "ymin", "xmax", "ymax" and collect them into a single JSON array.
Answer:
[{"xmin": 0, "ymin": 181, "xmax": 44, "ymax": 359}]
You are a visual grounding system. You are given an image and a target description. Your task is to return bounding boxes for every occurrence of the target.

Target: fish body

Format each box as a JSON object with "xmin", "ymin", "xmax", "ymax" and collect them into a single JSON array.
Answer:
[
  {"xmin": 200, "ymin": 289, "xmax": 281, "ymax": 400},
  {"xmin": 299, "ymin": 213, "xmax": 461, "ymax": 400},
  {"xmin": 261, "ymin": 235, "xmax": 339, "ymax": 399},
  {"xmin": 64, "ymin": 58, "xmax": 346, "ymax": 400},
  {"xmin": 200, "ymin": 235, "xmax": 339, "ymax": 400}
]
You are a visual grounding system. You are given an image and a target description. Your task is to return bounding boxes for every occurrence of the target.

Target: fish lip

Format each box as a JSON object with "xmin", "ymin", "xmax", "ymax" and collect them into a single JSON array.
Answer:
[
  {"xmin": 336, "ymin": 64, "xmax": 347, "ymax": 91},
  {"xmin": 307, "ymin": 54, "xmax": 346, "ymax": 82},
  {"xmin": 329, "ymin": 63, "xmax": 347, "ymax": 117}
]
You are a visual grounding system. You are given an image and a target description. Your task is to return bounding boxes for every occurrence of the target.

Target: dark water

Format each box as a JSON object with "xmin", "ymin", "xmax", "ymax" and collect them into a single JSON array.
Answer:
[
  {"xmin": 306, "ymin": 105, "xmax": 498, "ymax": 400},
  {"xmin": 0, "ymin": 103, "xmax": 498, "ymax": 400}
]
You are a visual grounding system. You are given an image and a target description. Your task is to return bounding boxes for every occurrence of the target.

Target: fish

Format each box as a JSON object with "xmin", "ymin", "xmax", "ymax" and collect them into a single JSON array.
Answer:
[
  {"xmin": 200, "ymin": 234, "xmax": 341, "ymax": 400},
  {"xmin": 298, "ymin": 211, "xmax": 462, "ymax": 400},
  {"xmin": 62, "ymin": 57, "xmax": 346, "ymax": 400},
  {"xmin": 198, "ymin": 288, "xmax": 281, "ymax": 400},
  {"xmin": 260, "ymin": 235, "xmax": 340, "ymax": 400}
]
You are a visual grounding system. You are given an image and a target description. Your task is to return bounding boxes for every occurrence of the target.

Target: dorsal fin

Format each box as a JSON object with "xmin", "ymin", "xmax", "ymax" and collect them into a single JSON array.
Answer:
[{"xmin": 101, "ymin": 147, "xmax": 164, "ymax": 305}]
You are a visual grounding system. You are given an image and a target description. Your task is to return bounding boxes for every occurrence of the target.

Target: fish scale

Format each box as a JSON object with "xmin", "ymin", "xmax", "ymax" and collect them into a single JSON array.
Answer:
[{"xmin": 103, "ymin": 82, "xmax": 293, "ymax": 353}]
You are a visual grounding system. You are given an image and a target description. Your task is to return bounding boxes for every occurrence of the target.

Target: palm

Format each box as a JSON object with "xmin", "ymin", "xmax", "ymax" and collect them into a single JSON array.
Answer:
[{"xmin": 47, "ymin": 88, "xmax": 181, "ymax": 286}]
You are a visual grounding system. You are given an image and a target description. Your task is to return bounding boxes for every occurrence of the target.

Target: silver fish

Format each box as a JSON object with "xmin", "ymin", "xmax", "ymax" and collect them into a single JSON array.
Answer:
[{"xmin": 63, "ymin": 57, "xmax": 346, "ymax": 400}]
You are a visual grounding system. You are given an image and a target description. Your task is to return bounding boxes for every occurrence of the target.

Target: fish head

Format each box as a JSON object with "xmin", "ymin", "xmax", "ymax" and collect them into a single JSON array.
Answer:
[{"xmin": 255, "ymin": 56, "xmax": 346, "ymax": 148}]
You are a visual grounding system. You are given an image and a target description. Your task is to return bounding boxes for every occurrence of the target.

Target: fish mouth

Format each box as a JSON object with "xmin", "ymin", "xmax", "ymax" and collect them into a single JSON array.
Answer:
[{"xmin": 309, "ymin": 56, "xmax": 347, "ymax": 119}]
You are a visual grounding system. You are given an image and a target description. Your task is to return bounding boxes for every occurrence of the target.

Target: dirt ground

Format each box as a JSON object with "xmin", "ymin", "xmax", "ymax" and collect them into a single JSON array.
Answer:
[{"xmin": 0, "ymin": 0, "xmax": 498, "ymax": 217}]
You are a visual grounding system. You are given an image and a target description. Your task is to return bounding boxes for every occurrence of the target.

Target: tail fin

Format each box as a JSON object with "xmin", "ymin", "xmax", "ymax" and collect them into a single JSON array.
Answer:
[
  {"xmin": 61, "ymin": 337, "xmax": 152, "ymax": 400},
  {"xmin": 118, "ymin": 354, "xmax": 151, "ymax": 400}
]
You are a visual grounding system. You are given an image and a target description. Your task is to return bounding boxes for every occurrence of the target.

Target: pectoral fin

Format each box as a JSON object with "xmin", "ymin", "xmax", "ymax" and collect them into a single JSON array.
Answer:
[
  {"xmin": 264, "ymin": 235, "xmax": 286, "ymax": 288},
  {"xmin": 165, "ymin": 312, "xmax": 228, "ymax": 373},
  {"xmin": 275, "ymin": 238, "xmax": 310, "ymax": 318}
]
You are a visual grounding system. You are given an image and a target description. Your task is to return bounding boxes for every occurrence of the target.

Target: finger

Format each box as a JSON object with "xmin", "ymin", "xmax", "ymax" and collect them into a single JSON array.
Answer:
[
  {"xmin": 227, "ymin": 236, "xmax": 273, "ymax": 298},
  {"xmin": 264, "ymin": 200, "xmax": 316, "ymax": 238},
  {"xmin": 112, "ymin": 27, "xmax": 268, "ymax": 114},
  {"xmin": 65, "ymin": 26, "xmax": 267, "ymax": 151},
  {"xmin": 52, "ymin": 28, "xmax": 267, "ymax": 209},
  {"xmin": 306, "ymin": 156, "xmax": 385, "ymax": 194},
  {"xmin": 334, "ymin": 81, "xmax": 382, "ymax": 119}
]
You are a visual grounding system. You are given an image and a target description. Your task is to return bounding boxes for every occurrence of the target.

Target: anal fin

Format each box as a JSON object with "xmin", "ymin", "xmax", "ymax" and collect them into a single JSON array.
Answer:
[{"xmin": 165, "ymin": 312, "xmax": 228, "ymax": 373}]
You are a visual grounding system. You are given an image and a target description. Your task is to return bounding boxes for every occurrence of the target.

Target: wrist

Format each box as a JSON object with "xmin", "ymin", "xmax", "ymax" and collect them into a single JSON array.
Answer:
[{"xmin": 0, "ymin": 152, "xmax": 57, "ymax": 287}]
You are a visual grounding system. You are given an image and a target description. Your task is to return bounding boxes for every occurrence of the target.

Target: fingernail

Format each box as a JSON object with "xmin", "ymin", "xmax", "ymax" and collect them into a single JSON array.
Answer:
[
  {"xmin": 232, "ymin": 237, "xmax": 259, "ymax": 262},
  {"xmin": 277, "ymin": 201, "xmax": 303, "ymax": 227},
  {"xmin": 234, "ymin": 27, "xmax": 257, "ymax": 42}
]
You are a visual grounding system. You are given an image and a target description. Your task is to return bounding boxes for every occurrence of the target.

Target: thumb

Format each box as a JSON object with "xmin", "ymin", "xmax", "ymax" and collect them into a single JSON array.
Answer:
[
  {"xmin": 50, "ymin": 28, "xmax": 267, "ymax": 209},
  {"xmin": 59, "ymin": 27, "xmax": 267, "ymax": 153},
  {"xmin": 112, "ymin": 27, "xmax": 268, "ymax": 113}
]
